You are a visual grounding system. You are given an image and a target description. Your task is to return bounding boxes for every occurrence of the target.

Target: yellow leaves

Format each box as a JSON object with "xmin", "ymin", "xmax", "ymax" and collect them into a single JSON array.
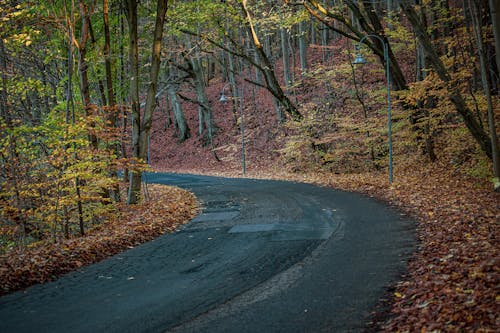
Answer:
[
  {"xmin": 4, "ymin": 32, "xmax": 32, "ymax": 47},
  {"xmin": 0, "ymin": 184, "xmax": 198, "ymax": 295}
]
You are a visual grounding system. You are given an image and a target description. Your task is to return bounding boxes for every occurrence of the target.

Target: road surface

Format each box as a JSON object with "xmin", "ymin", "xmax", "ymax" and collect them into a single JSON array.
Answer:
[{"xmin": 0, "ymin": 173, "xmax": 416, "ymax": 332}]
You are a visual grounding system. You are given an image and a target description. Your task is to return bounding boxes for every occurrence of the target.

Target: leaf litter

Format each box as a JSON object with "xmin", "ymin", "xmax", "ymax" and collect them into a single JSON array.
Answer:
[{"xmin": 0, "ymin": 184, "xmax": 198, "ymax": 296}]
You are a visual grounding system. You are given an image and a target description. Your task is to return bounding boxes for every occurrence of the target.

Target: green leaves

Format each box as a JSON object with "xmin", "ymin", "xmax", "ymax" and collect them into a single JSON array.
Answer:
[{"xmin": 0, "ymin": 109, "xmax": 129, "ymax": 249}]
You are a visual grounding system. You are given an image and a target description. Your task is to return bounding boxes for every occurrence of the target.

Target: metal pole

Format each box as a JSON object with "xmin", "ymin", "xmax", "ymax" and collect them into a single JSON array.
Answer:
[
  {"xmin": 384, "ymin": 43, "xmax": 393, "ymax": 183},
  {"xmin": 221, "ymin": 82, "xmax": 245, "ymax": 175},
  {"xmin": 239, "ymin": 83, "xmax": 246, "ymax": 175}
]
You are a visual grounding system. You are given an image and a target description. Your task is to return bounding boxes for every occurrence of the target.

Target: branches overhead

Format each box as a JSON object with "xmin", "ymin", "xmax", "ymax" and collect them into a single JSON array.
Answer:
[{"xmin": 178, "ymin": 1, "xmax": 302, "ymax": 121}]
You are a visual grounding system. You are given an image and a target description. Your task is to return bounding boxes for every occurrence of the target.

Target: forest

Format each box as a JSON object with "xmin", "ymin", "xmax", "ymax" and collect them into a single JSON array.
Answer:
[{"xmin": 0, "ymin": 0, "xmax": 499, "ymax": 331}]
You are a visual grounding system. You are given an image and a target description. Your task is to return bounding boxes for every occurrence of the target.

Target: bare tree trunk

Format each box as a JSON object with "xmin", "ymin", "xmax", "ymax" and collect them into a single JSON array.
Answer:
[
  {"xmin": 228, "ymin": 47, "xmax": 240, "ymax": 124},
  {"xmin": 489, "ymin": 0, "xmax": 500, "ymax": 74},
  {"xmin": 66, "ymin": 3, "xmax": 85, "ymax": 236},
  {"xmin": 298, "ymin": 20, "xmax": 308, "ymax": 76},
  {"xmin": 411, "ymin": 3, "xmax": 436, "ymax": 161},
  {"xmin": 400, "ymin": 1, "xmax": 493, "ymax": 159},
  {"xmin": 167, "ymin": 85, "xmax": 190, "ymax": 141},
  {"xmin": 118, "ymin": 3, "xmax": 129, "ymax": 184},
  {"xmin": 125, "ymin": 0, "xmax": 142, "ymax": 204},
  {"xmin": 102, "ymin": 0, "xmax": 120, "ymax": 202},
  {"xmin": 321, "ymin": 22, "xmax": 329, "ymax": 62},
  {"xmin": 139, "ymin": 0, "xmax": 168, "ymax": 160},
  {"xmin": 281, "ymin": 27, "xmax": 292, "ymax": 88},
  {"xmin": 77, "ymin": 2, "xmax": 98, "ymax": 149},
  {"xmin": 241, "ymin": 0, "xmax": 301, "ymax": 121},
  {"xmin": 127, "ymin": 0, "xmax": 169, "ymax": 204},
  {"xmin": 191, "ymin": 54, "xmax": 215, "ymax": 143},
  {"xmin": 252, "ymin": 25, "xmax": 263, "ymax": 86},
  {"xmin": 103, "ymin": 0, "xmax": 115, "ymax": 109},
  {"xmin": 0, "ymin": 38, "xmax": 8, "ymax": 123},
  {"xmin": 470, "ymin": 0, "xmax": 500, "ymax": 189}
]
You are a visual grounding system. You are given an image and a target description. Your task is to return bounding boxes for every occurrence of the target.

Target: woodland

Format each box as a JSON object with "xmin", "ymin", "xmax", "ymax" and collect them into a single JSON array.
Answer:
[{"xmin": 0, "ymin": 0, "xmax": 499, "ymax": 331}]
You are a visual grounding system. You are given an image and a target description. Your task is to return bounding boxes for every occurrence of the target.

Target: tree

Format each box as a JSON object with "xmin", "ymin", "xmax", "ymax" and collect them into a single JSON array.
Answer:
[
  {"xmin": 240, "ymin": 0, "xmax": 302, "ymax": 121},
  {"xmin": 400, "ymin": 1, "xmax": 495, "ymax": 160},
  {"xmin": 127, "ymin": 0, "xmax": 169, "ymax": 204},
  {"xmin": 178, "ymin": 0, "xmax": 302, "ymax": 122},
  {"xmin": 469, "ymin": 0, "xmax": 500, "ymax": 189},
  {"xmin": 287, "ymin": 0, "xmax": 408, "ymax": 91}
]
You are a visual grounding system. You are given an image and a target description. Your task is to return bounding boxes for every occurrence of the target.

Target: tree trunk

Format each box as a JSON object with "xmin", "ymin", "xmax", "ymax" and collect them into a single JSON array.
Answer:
[
  {"xmin": 411, "ymin": 3, "xmax": 436, "ymax": 161},
  {"xmin": 130, "ymin": 0, "xmax": 169, "ymax": 204},
  {"xmin": 103, "ymin": 0, "xmax": 115, "ymax": 108},
  {"xmin": 139, "ymin": 0, "xmax": 168, "ymax": 160},
  {"xmin": 125, "ymin": 0, "xmax": 141, "ymax": 204},
  {"xmin": 281, "ymin": 27, "xmax": 292, "ymax": 88},
  {"xmin": 103, "ymin": 0, "xmax": 120, "ymax": 202},
  {"xmin": 0, "ymin": 38, "xmax": 9, "ymax": 124},
  {"xmin": 298, "ymin": 20, "xmax": 308, "ymax": 76},
  {"xmin": 321, "ymin": 22, "xmax": 329, "ymax": 62},
  {"xmin": 77, "ymin": 2, "xmax": 98, "ymax": 149},
  {"xmin": 240, "ymin": 0, "xmax": 302, "ymax": 121},
  {"xmin": 191, "ymin": 55, "xmax": 215, "ymax": 143},
  {"xmin": 167, "ymin": 85, "xmax": 190, "ymax": 141},
  {"xmin": 489, "ymin": 0, "xmax": 500, "ymax": 75},
  {"xmin": 470, "ymin": 0, "xmax": 500, "ymax": 186},
  {"xmin": 228, "ymin": 53, "xmax": 240, "ymax": 124},
  {"xmin": 400, "ymin": 1, "xmax": 493, "ymax": 158}
]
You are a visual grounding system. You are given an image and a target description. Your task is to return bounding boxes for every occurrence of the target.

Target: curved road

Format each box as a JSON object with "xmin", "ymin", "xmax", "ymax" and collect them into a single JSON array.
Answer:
[{"xmin": 0, "ymin": 173, "xmax": 415, "ymax": 333}]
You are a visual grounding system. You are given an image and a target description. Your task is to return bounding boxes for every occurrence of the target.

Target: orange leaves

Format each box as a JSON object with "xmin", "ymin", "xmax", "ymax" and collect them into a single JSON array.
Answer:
[
  {"xmin": 0, "ymin": 185, "xmax": 198, "ymax": 295},
  {"xmin": 207, "ymin": 158, "xmax": 498, "ymax": 332}
]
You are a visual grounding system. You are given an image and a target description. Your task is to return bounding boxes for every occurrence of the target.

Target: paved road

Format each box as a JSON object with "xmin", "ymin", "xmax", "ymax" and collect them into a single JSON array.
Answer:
[{"xmin": 0, "ymin": 173, "xmax": 416, "ymax": 333}]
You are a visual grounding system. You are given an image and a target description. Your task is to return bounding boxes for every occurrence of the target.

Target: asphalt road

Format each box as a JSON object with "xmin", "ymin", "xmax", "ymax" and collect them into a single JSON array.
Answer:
[{"xmin": 0, "ymin": 173, "xmax": 416, "ymax": 333}]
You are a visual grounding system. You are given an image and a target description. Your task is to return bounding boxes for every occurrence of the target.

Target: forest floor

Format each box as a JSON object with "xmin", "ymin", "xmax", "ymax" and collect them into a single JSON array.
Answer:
[
  {"xmin": 157, "ymin": 156, "xmax": 499, "ymax": 332},
  {"xmin": 2, "ymin": 45, "xmax": 497, "ymax": 331},
  {"xmin": 0, "ymin": 185, "xmax": 199, "ymax": 296},
  {"xmin": 1, "ymin": 155, "xmax": 497, "ymax": 332},
  {"xmin": 147, "ymin": 45, "xmax": 498, "ymax": 331}
]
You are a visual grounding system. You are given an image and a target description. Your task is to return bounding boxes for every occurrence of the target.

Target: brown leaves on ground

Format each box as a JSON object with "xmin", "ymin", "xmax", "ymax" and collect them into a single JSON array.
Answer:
[
  {"xmin": 0, "ymin": 184, "xmax": 198, "ymax": 296},
  {"xmin": 163, "ymin": 160, "xmax": 499, "ymax": 332},
  {"xmin": 309, "ymin": 163, "xmax": 499, "ymax": 332},
  {"xmin": 313, "ymin": 170, "xmax": 497, "ymax": 332}
]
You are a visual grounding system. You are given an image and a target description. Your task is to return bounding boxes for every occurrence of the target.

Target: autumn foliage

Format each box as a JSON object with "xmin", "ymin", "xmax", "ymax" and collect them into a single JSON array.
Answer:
[
  {"xmin": 0, "ymin": 0, "xmax": 499, "ymax": 332},
  {"xmin": 0, "ymin": 184, "xmax": 198, "ymax": 295}
]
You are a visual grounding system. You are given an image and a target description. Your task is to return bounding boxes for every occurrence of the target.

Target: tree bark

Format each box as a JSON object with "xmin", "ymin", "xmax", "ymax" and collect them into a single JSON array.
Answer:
[
  {"xmin": 489, "ymin": 0, "xmax": 500, "ymax": 75},
  {"xmin": 139, "ymin": 0, "xmax": 168, "ymax": 160},
  {"xmin": 128, "ymin": 0, "xmax": 169, "ymax": 204},
  {"xmin": 103, "ymin": 0, "xmax": 115, "ymax": 108},
  {"xmin": 298, "ymin": 20, "xmax": 308, "ymax": 76},
  {"xmin": 125, "ymin": 0, "xmax": 141, "ymax": 204},
  {"xmin": 190, "ymin": 55, "xmax": 215, "ymax": 142},
  {"xmin": 281, "ymin": 26, "xmax": 292, "ymax": 88},
  {"xmin": 167, "ymin": 84, "xmax": 190, "ymax": 141},
  {"xmin": 470, "ymin": 0, "xmax": 500, "ymax": 185},
  {"xmin": 0, "ymin": 38, "xmax": 9, "ymax": 125},
  {"xmin": 400, "ymin": 1, "xmax": 493, "ymax": 158},
  {"xmin": 77, "ymin": 2, "xmax": 98, "ymax": 149},
  {"xmin": 240, "ymin": 0, "xmax": 302, "ymax": 121}
]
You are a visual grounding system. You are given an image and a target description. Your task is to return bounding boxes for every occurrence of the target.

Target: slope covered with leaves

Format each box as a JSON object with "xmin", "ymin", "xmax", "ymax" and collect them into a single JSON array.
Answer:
[
  {"xmin": 293, "ymin": 161, "xmax": 498, "ymax": 332},
  {"xmin": 148, "ymin": 47, "xmax": 499, "ymax": 332},
  {"xmin": 155, "ymin": 147, "xmax": 498, "ymax": 332},
  {"xmin": 0, "ymin": 185, "xmax": 198, "ymax": 296}
]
